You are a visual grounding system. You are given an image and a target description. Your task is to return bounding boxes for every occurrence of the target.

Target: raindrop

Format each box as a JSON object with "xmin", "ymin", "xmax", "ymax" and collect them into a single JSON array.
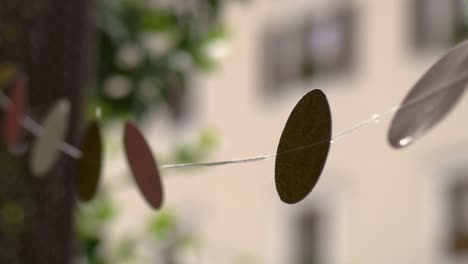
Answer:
[{"xmin": 398, "ymin": 137, "xmax": 413, "ymax": 147}]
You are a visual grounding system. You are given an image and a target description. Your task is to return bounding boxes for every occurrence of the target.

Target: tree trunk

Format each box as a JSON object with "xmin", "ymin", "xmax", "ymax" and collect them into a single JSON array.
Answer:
[{"xmin": 0, "ymin": 0, "xmax": 93, "ymax": 263}]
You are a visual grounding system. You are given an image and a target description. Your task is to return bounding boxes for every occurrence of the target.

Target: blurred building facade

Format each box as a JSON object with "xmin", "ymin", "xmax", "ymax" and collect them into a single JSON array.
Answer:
[{"xmin": 111, "ymin": 0, "xmax": 468, "ymax": 263}]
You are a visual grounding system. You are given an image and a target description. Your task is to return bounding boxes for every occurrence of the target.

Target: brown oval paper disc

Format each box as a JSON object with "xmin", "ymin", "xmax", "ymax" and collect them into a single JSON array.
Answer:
[
  {"xmin": 124, "ymin": 122, "xmax": 164, "ymax": 209},
  {"xmin": 77, "ymin": 121, "xmax": 103, "ymax": 202},
  {"xmin": 275, "ymin": 89, "xmax": 332, "ymax": 204},
  {"xmin": 388, "ymin": 40, "xmax": 468, "ymax": 148},
  {"xmin": 4, "ymin": 77, "xmax": 27, "ymax": 152}
]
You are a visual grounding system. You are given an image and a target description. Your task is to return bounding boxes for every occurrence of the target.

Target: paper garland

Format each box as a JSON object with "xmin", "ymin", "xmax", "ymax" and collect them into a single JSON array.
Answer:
[
  {"xmin": 124, "ymin": 122, "xmax": 164, "ymax": 209},
  {"xmin": 77, "ymin": 121, "xmax": 103, "ymax": 202},
  {"xmin": 3, "ymin": 77, "xmax": 26, "ymax": 152},
  {"xmin": 275, "ymin": 90, "xmax": 332, "ymax": 204},
  {"xmin": 388, "ymin": 40, "xmax": 468, "ymax": 148},
  {"xmin": 30, "ymin": 100, "xmax": 71, "ymax": 177},
  {"xmin": 1, "ymin": 40, "xmax": 468, "ymax": 210}
]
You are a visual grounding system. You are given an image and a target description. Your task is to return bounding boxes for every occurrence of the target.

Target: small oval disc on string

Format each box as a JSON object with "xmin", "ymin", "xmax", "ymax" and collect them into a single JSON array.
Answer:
[
  {"xmin": 275, "ymin": 89, "xmax": 332, "ymax": 204},
  {"xmin": 30, "ymin": 100, "xmax": 71, "ymax": 177},
  {"xmin": 77, "ymin": 121, "xmax": 103, "ymax": 202},
  {"xmin": 3, "ymin": 77, "xmax": 27, "ymax": 153},
  {"xmin": 388, "ymin": 40, "xmax": 468, "ymax": 148},
  {"xmin": 124, "ymin": 122, "xmax": 164, "ymax": 209}
]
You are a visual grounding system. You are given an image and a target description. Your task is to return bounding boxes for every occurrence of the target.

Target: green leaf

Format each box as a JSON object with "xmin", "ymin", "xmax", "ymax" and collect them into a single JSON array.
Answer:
[
  {"xmin": 148, "ymin": 210, "xmax": 176, "ymax": 240},
  {"xmin": 139, "ymin": 11, "xmax": 176, "ymax": 32},
  {"xmin": 1, "ymin": 202, "xmax": 25, "ymax": 236},
  {"xmin": 114, "ymin": 237, "xmax": 137, "ymax": 261},
  {"xmin": 198, "ymin": 129, "xmax": 218, "ymax": 150},
  {"xmin": 75, "ymin": 192, "xmax": 116, "ymax": 239}
]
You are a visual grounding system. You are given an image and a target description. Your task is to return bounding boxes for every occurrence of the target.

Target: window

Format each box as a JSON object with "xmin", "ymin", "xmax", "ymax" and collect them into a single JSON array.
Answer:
[
  {"xmin": 263, "ymin": 5, "xmax": 356, "ymax": 94},
  {"xmin": 305, "ymin": 7, "xmax": 354, "ymax": 76},
  {"xmin": 263, "ymin": 21, "xmax": 308, "ymax": 93},
  {"xmin": 452, "ymin": 0, "xmax": 468, "ymax": 44},
  {"xmin": 295, "ymin": 209, "xmax": 326, "ymax": 264},
  {"xmin": 448, "ymin": 176, "xmax": 468, "ymax": 254},
  {"xmin": 411, "ymin": 0, "xmax": 468, "ymax": 51}
]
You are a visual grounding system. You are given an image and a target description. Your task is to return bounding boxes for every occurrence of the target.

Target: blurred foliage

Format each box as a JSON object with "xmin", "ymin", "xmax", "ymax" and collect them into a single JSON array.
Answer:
[
  {"xmin": 74, "ymin": 128, "xmax": 218, "ymax": 263},
  {"xmin": 148, "ymin": 210, "xmax": 176, "ymax": 241},
  {"xmin": 452, "ymin": 0, "xmax": 468, "ymax": 44},
  {"xmin": 166, "ymin": 128, "xmax": 218, "ymax": 164},
  {"xmin": 74, "ymin": 194, "xmax": 198, "ymax": 264},
  {"xmin": 0, "ymin": 144, "xmax": 33, "ymax": 243},
  {"xmin": 1, "ymin": 202, "xmax": 26, "ymax": 237},
  {"xmin": 147, "ymin": 210, "xmax": 200, "ymax": 264},
  {"xmin": 90, "ymin": 0, "xmax": 237, "ymax": 122},
  {"xmin": 75, "ymin": 0, "xmax": 240, "ymax": 263},
  {"xmin": 74, "ymin": 192, "xmax": 118, "ymax": 264}
]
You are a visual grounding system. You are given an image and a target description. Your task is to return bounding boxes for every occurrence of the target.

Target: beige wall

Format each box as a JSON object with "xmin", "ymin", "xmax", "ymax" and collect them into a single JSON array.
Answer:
[{"xmin": 107, "ymin": 0, "xmax": 468, "ymax": 263}]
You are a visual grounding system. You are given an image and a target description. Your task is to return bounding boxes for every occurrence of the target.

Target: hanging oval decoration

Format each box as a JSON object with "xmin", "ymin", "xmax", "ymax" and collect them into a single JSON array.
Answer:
[
  {"xmin": 77, "ymin": 121, "xmax": 103, "ymax": 202},
  {"xmin": 30, "ymin": 100, "xmax": 71, "ymax": 177},
  {"xmin": 388, "ymin": 40, "xmax": 468, "ymax": 148},
  {"xmin": 124, "ymin": 122, "xmax": 164, "ymax": 209},
  {"xmin": 275, "ymin": 89, "xmax": 332, "ymax": 204},
  {"xmin": 3, "ymin": 77, "xmax": 27, "ymax": 152}
]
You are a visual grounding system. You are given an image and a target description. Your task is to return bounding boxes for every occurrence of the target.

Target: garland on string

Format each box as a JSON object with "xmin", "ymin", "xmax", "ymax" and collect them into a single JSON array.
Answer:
[{"xmin": 0, "ymin": 39, "xmax": 468, "ymax": 210}]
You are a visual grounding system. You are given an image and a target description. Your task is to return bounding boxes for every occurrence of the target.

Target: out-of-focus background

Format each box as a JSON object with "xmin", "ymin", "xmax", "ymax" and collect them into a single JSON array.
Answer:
[{"xmin": 75, "ymin": 0, "xmax": 468, "ymax": 263}]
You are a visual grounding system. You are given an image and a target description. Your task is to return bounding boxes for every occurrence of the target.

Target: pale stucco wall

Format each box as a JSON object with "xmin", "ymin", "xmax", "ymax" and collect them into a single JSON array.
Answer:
[{"xmin": 106, "ymin": 0, "xmax": 468, "ymax": 263}]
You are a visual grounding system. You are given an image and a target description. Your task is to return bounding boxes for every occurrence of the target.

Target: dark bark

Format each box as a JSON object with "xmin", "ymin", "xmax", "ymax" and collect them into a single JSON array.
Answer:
[{"xmin": 0, "ymin": 0, "xmax": 93, "ymax": 263}]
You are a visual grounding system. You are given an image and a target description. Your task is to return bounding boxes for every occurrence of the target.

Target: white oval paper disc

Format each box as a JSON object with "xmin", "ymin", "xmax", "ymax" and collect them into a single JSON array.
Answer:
[{"xmin": 30, "ymin": 100, "xmax": 71, "ymax": 177}]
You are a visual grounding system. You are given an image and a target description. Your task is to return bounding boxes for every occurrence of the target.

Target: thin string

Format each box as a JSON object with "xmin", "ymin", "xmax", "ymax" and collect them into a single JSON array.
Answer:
[
  {"xmin": 161, "ymin": 154, "xmax": 277, "ymax": 169},
  {"xmin": 161, "ymin": 73, "xmax": 468, "ymax": 170},
  {"xmin": 0, "ymin": 71, "xmax": 465, "ymax": 167},
  {"xmin": 160, "ymin": 108, "xmax": 399, "ymax": 170}
]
